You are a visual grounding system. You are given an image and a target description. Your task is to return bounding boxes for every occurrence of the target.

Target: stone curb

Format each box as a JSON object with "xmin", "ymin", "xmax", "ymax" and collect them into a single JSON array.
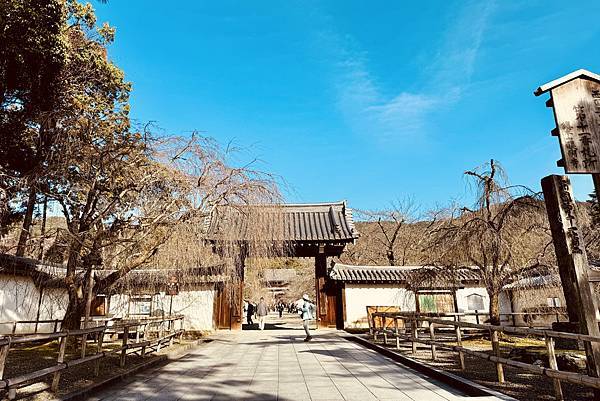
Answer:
[
  {"xmin": 343, "ymin": 333, "xmax": 518, "ymax": 401},
  {"xmin": 60, "ymin": 339, "xmax": 209, "ymax": 401}
]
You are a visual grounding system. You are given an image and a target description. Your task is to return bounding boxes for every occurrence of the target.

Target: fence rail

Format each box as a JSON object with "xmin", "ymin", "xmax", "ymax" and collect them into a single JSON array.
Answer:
[
  {"xmin": 0, "ymin": 319, "xmax": 63, "ymax": 336},
  {"xmin": 0, "ymin": 315, "xmax": 184, "ymax": 400},
  {"xmin": 368, "ymin": 309, "xmax": 598, "ymax": 401}
]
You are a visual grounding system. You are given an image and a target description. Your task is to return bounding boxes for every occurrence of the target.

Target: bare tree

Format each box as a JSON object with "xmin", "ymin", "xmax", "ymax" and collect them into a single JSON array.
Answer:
[
  {"xmin": 347, "ymin": 199, "xmax": 426, "ymax": 266},
  {"xmin": 425, "ymin": 159, "xmax": 553, "ymax": 325}
]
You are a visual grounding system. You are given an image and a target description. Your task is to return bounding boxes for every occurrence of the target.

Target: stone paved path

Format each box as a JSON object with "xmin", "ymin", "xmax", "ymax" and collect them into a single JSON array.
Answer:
[{"xmin": 89, "ymin": 322, "xmax": 504, "ymax": 400}]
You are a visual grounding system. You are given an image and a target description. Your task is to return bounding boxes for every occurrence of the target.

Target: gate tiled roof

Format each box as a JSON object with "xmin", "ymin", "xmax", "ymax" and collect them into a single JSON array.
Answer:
[{"xmin": 203, "ymin": 201, "xmax": 359, "ymax": 244}]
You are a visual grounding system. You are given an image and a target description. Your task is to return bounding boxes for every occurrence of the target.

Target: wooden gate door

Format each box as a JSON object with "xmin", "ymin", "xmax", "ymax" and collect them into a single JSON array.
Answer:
[{"xmin": 213, "ymin": 285, "xmax": 231, "ymax": 329}]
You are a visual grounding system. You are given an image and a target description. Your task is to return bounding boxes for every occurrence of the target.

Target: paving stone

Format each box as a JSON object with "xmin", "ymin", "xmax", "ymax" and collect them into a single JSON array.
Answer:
[{"xmin": 88, "ymin": 314, "xmax": 506, "ymax": 401}]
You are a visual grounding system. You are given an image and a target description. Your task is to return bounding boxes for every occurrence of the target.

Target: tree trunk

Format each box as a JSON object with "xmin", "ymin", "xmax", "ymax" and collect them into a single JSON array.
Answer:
[
  {"xmin": 16, "ymin": 185, "xmax": 36, "ymax": 257},
  {"xmin": 62, "ymin": 234, "xmax": 84, "ymax": 330},
  {"xmin": 489, "ymin": 291, "xmax": 501, "ymax": 326},
  {"xmin": 62, "ymin": 294, "xmax": 85, "ymax": 330},
  {"xmin": 386, "ymin": 249, "xmax": 395, "ymax": 266},
  {"xmin": 37, "ymin": 196, "xmax": 48, "ymax": 260}
]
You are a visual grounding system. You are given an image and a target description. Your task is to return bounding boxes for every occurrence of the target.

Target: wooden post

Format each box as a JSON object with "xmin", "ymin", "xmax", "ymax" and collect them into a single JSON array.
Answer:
[
  {"xmin": 51, "ymin": 334, "xmax": 67, "ymax": 392},
  {"xmin": 411, "ymin": 318, "xmax": 418, "ymax": 354},
  {"xmin": 545, "ymin": 334, "xmax": 563, "ymax": 401},
  {"xmin": 455, "ymin": 324, "xmax": 465, "ymax": 370},
  {"xmin": 120, "ymin": 326, "xmax": 129, "ymax": 367},
  {"xmin": 490, "ymin": 329, "xmax": 504, "ymax": 383},
  {"xmin": 475, "ymin": 310, "xmax": 480, "ymax": 325},
  {"xmin": 157, "ymin": 322, "xmax": 164, "ymax": 352},
  {"xmin": 94, "ymin": 328, "xmax": 105, "ymax": 376},
  {"xmin": 0, "ymin": 340, "xmax": 10, "ymax": 381},
  {"xmin": 53, "ymin": 319, "xmax": 59, "ymax": 333},
  {"xmin": 382, "ymin": 315, "xmax": 388, "ymax": 345},
  {"xmin": 394, "ymin": 317, "xmax": 400, "ymax": 349},
  {"xmin": 34, "ymin": 287, "xmax": 44, "ymax": 334},
  {"xmin": 11, "ymin": 322, "xmax": 16, "ymax": 335},
  {"xmin": 542, "ymin": 175, "xmax": 600, "ymax": 383},
  {"xmin": 429, "ymin": 322, "xmax": 437, "ymax": 361},
  {"xmin": 372, "ymin": 313, "xmax": 378, "ymax": 341},
  {"xmin": 315, "ymin": 250, "xmax": 328, "ymax": 329}
]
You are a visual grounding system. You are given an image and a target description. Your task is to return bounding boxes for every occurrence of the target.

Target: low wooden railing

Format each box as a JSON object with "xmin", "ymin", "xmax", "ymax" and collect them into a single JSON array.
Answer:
[
  {"xmin": 365, "ymin": 307, "xmax": 568, "ymax": 332},
  {"xmin": 368, "ymin": 310, "xmax": 599, "ymax": 401},
  {"xmin": 0, "ymin": 315, "xmax": 184, "ymax": 400},
  {"xmin": 0, "ymin": 319, "xmax": 63, "ymax": 335}
]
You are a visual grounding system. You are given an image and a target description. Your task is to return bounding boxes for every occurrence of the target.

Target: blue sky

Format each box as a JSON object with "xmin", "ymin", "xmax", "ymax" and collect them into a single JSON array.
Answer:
[{"xmin": 95, "ymin": 1, "xmax": 600, "ymax": 211}]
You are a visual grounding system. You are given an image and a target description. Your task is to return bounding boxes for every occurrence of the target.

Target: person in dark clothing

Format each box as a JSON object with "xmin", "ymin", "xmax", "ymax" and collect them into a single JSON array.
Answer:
[
  {"xmin": 247, "ymin": 302, "xmax": 255, "ymax": 325},
  {"xmin": 277, "ymin": 301, "xmax": 284, "ymax": 318}
]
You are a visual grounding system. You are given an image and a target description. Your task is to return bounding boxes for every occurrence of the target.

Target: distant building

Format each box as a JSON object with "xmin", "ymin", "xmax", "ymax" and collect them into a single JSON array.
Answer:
[
  {"xmin": 500, "ymin": 274, "xmax": 568, "ymax": 327},
  {"xmin": 261, "ymin": 268, "xmax": 296, "ymax": 298},
  {"xmin": 0, "ymin": 253, "xmax": 225, "ymax": 334},
  {"xmin": 328, "ymin": 262, "xmax": 488, "ymax": 328}
]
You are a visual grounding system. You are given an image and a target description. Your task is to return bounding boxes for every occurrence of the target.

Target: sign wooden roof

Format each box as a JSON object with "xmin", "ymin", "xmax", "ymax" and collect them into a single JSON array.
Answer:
[
  {"xmin": 535, "ymin": 69, "xmax": 600, "ymax": 173},
  {"xmin": 534, "ymin": 69, "xmax": 600, "ymax": 96}
]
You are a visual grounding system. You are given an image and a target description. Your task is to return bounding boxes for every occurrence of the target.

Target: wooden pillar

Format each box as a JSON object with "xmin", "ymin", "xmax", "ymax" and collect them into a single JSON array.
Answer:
[
  {"xmin": 228, "ymin": 257, "xmax": 245, "ymax": 331},
  {"xmin": 414, "ymin": 290, "xmax": 421, "ymax": 313},
  {"xmin": 229, "ymin": 280, "xmax": 243, "ymax": 330},
  {"xmin": 542, "ymin": 175, "xmax": 600, "ymax": 382},
  {"xmin": 452, "ymin": 289, "xmax": 459, "ymax": 313},
  {"xmin": 315, "ymin": 249, "xmax": 328, "ymax": 328}
]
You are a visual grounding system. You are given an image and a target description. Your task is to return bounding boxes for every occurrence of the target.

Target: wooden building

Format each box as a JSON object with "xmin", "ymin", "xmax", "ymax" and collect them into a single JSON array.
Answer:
[
  {"xmin": 203, "ymin": 201, "xmax": 360, "ymax": 329},
  {"xmin": 328, "ymin": 262, "xmax": 487, "ymax": 328},
  {"xmin": 500, "ymin": 274, "xmax": 569, "ymax": 327},
  {"xmin": 262, "ymin": 268, "xmax": 296, "ymax": 298},
  {"xmin": 0, "ymin": 253, "xmax": 225, "ymax": 333}
]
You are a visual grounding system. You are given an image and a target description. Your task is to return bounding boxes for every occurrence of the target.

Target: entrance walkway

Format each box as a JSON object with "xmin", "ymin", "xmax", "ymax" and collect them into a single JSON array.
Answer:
[{"xmin": 90, "ymin": 324, "xmax": 504, "ymax": 400}]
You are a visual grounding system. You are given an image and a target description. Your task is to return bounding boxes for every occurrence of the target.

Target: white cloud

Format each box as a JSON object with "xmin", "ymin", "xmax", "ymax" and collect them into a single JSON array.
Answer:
[{"xmin": 327, "ymin": 0, "xmax": 495, "ymax": 141}]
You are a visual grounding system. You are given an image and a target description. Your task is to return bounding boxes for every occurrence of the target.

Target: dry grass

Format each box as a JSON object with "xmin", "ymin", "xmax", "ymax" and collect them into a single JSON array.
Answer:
[
  {"xmin": 365, "ymin": 332, "xmax": 592, "ymax": 401},
  {"xmin": 3, "ymin": 337, "xmax": 202, "ymax": 400}
]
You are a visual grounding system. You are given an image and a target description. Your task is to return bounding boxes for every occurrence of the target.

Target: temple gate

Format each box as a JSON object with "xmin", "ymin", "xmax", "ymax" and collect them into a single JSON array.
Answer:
[{"xmin": 203, "ymin": 201, "xmax": 359, "ymax": 330}]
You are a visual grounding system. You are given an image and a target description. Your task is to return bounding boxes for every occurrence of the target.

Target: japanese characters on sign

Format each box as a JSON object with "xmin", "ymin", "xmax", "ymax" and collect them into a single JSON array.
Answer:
[
  {"xmin": 550, "ymin": 78, "xmax": 600, "ymax": 173},
  {"xmin": 557, "ymin": 176, "xmax": 583, "ymax": 254}
]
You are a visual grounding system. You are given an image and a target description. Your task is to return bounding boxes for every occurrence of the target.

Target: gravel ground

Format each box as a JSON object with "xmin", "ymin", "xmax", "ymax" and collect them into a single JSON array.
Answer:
[
  {"xmin": 365, "ymin": 332, "xmax": 593, "ymax": 401},
  {"xmin": 3, "ymin": 337, "xmax": 202, "ymax": 401}
]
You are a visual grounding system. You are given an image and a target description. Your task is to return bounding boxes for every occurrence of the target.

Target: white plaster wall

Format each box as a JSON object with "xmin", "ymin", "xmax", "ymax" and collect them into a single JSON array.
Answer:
[
  {"xmin": 154, "ymin": 288, "xmax": 215, "ymax": 331},
  {"xmin": 455, "ymin": 287, "xmax": 489, "ymax": 312},
  {"xmin": 345, "ymin": 284, "xmax": 415, "ymax": 328},
  {"xmin": 0, "ymin": 275, "xmax": 39, "ymax": 333},
  {"xmin": 108, "ymin": 287, "xmax": 215, "ymax": 331},
  {"xmin": 107, "ymin": 294, "xmax": 130, "ymax": 317},
  {"xmin": 0, "ymin": 275, "xmax": 216, "ymax": 333},
  {"xmin": 455, "ymin": 287, "xmax": 490, "ymax": 324},
  {"xmin": 0, "ymin": 275, "xmax": 68, "ymax": 334}
]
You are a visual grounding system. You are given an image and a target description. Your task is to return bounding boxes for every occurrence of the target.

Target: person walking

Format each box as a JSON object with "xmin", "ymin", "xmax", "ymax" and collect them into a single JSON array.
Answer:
[
  {"xmin": 246, "ymin": 301, "xmax": 255, "ymax": 325},
  {"xmin": 257, "ymin": 297, "xmax": 268, "ymax": 330},
  {"xmin": 300, "ymin": 294, "xmax": 315, "ymax": 341},
  {"xmin": 277, "ymin": 301, "xmax": 284, "ymax": 318}
]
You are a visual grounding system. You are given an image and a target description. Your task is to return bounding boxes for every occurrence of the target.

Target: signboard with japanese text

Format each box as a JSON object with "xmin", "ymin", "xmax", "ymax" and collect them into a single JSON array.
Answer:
[{"xmin": 549, "ymin": 77, "xmax": 600, "ymax": 173}]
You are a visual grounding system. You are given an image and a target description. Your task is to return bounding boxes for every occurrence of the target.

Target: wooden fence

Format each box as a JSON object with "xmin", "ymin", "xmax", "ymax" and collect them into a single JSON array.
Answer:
[
  {"xmin": 0, "ymin": 319, "xmax": 63, "ymax": 336},
  {"xmin": 0, "ymin": 315, "xmax": 184, "ymax": 400},
  {"xmin": 368, "ymin": 310, "xmax": 600, "ymax": 401}
]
